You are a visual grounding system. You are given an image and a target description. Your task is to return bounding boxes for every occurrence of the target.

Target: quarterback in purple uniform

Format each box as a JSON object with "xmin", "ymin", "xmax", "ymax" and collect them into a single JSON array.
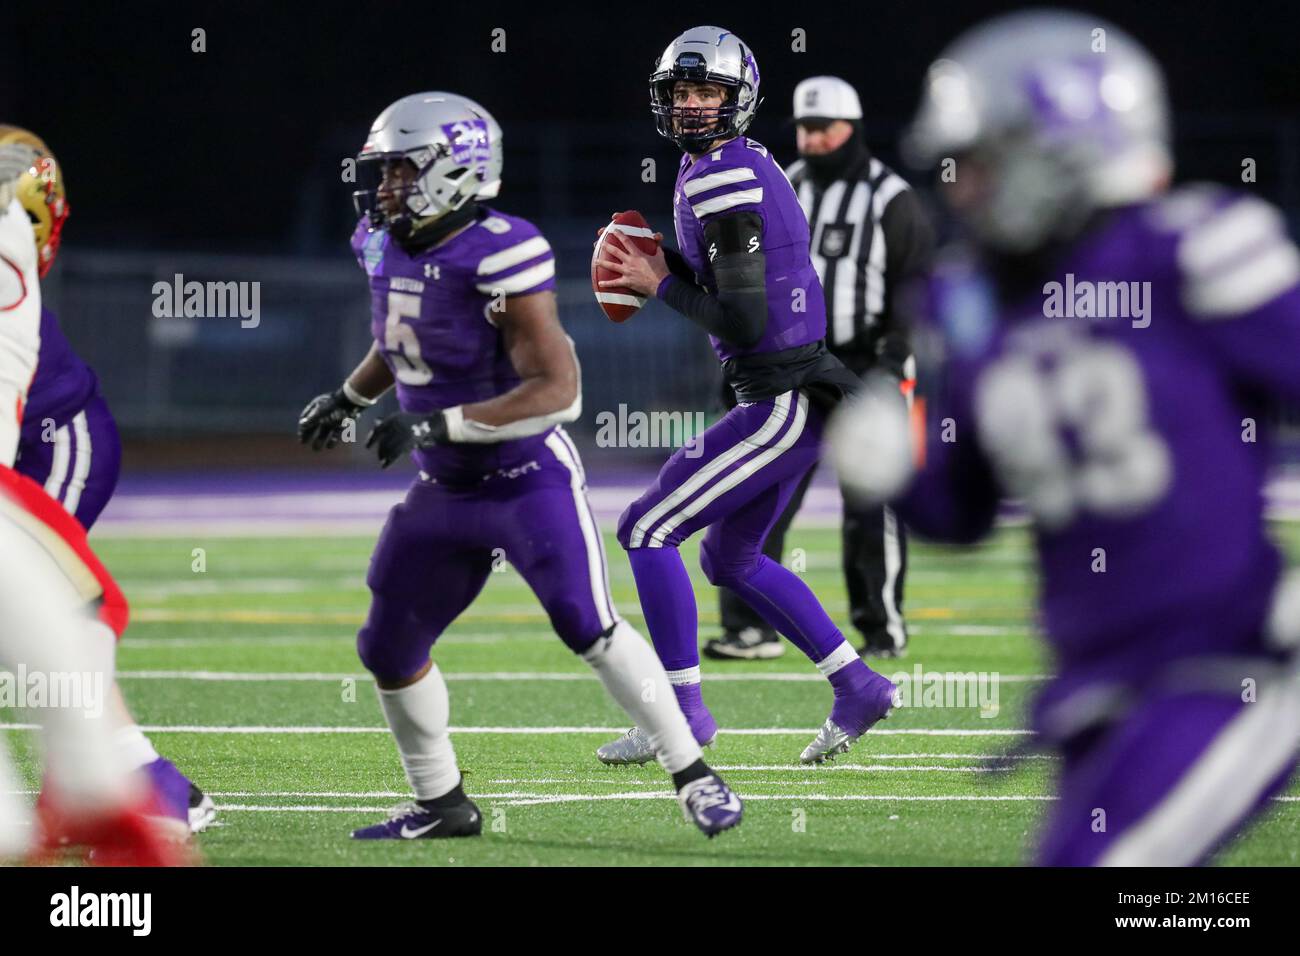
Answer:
[
  {"xmin": 298, "ymin": 92, "xmax": 742, "ymax": 839},
  {"xmin": 593, "ymin": 27, "xmax": 898, "ymax": 766},
  {"xmin": 831, "ymin": 11, "xmax": 1300, "ymax": 864},
  {"xmin": 0, "ymin": 124, "xmax": 214, "ymax": 836}
]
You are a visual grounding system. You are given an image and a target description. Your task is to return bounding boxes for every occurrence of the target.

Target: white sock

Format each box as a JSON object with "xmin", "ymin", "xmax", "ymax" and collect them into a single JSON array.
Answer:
[
  {"xmin": 0, "ymin": 744, "xmax": 32, "ymax": 860},
  {"xmin": 115, "ymin": 724, "xmax": 161, "ymax": 770},
  {"xmin": 815, "ymin": 640, "xmax": 859, "ymax": 678},
  {"xmin": 583, "ymin": 621, "xmax": 703, "ymax": 774},
  {"xmin": 0, "ymin": 540, "xmax": 134, "ymax": 811},
  {"xmin": 83, "ymin": 619, "xmax": 118, "ymax": 695},
  {"xmin": 377, "ymin": 663, "xmax": 461, "ymax": 801}
]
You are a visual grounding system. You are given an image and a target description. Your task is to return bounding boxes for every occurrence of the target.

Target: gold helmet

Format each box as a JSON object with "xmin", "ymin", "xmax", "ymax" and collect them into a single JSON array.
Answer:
[{"xmin": 0, "ymin": 125, "xmax": 69, "ymax": 277}]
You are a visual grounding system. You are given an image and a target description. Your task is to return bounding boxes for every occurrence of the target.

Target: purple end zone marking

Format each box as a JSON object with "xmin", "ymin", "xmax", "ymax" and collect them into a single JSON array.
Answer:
[{"xmin": 95, "ymin": 464, "xmax": 1300, "ymax": 534}]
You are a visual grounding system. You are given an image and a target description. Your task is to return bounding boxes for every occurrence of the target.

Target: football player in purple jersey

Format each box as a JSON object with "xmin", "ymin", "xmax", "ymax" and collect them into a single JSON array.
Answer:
[
  {"xmin": 298, "ymin": 93, "xmax": 742, "ymax": 839},
  {"xmin": 1, "ymin": 125, "xmax": 214, "ymax": 838},
  {"xmin": 593, "ymin": 26, "xmax": 900, "ymax": 766},
  {"xmin": 830, "ymin": 10, "xmax": 1300, "ymax": 864}
]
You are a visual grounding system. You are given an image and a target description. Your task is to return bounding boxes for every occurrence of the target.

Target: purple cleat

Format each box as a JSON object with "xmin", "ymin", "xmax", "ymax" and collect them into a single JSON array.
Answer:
[
  {"xmin": 677, "ymin": 772, "xmax": 743, "ymax": 838},
  {"xmin": 142, "ymin": 756, "xmax": 210, "ymax": 840},
  {"xmin": 351, "ymin": 799, "xmax": 482, "ymax": 840},
  {"xmin": 801, "ymin": 670, "xmax": 899, "ymax": 764}
]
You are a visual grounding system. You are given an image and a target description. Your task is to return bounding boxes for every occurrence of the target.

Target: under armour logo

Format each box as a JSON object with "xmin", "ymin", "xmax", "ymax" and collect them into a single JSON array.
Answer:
[{"xmin": 424, "ymin": 263, "xmax": 440, "ymax": 279}]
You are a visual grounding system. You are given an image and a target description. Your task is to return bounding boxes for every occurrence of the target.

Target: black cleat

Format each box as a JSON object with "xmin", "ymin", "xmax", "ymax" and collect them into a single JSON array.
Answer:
[{"xmin": 703, "ymin": 627, "xmax": 784, "ymax": 660}]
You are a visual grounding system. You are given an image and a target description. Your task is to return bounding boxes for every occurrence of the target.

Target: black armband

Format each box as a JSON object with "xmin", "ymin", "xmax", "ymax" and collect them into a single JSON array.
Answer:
[{"xmin": 658, "ymin": 212, "xmax": 768, "ymax": 350}]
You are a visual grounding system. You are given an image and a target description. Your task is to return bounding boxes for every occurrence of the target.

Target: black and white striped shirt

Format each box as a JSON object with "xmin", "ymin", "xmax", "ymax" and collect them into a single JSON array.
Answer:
[{"xmin": 786, "ymin": 154, "xmax": 931, "ymax": 357}]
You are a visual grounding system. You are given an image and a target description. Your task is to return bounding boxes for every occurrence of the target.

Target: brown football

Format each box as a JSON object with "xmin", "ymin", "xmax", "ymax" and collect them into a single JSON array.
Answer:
[{"xmin": 591, "ymin": 210, "xmax": 659, "ymax": 323}]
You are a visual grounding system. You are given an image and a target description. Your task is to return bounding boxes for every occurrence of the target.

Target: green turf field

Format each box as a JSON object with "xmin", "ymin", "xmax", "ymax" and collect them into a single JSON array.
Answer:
[{"xmin": 5, "ymin": 522, "xmax": 1300, "ymax": 866}]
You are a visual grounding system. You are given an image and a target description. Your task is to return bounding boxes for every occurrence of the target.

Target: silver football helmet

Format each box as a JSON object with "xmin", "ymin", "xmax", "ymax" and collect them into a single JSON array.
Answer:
[
  {"xmin": 650, "ymin": 26, "xmax": 762, "ymax": 153},
  {"xmin": 353, "ymin": 92, "xmax": 504, "ymax": 235},
  {"xmin": 904, "ymin": 10, "xmax": 1172, "ymax": 254}
]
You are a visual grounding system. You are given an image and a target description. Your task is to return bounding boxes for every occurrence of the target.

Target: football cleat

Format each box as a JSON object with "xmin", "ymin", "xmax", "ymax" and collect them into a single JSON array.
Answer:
[
  {"xmin": 188, "ymin": 784, "xmax": 217, "ymax": 833},
  {"xmin": 800, "ymin": 674, "xmax": 899, "ymax": 764},
  {"xmin": 799, "ymin": 718, "xmax": 857, "ymax": 764},
  {"xmin": 351, "ymin": 799, "xmax": 482, "ymax": 840},
  {"xmin": 596, "ymin": 726, "xmax": 657, "ymax": 766},
  {"xmin": 36, "ymin": 797, "xmax": 194, "ymax": 866},
  {"xmin": 703, "ymin": 627, "xmax": 785, "ymax": 660},
  {"xmin": 859, "ymin": 627, "xmax": 908, "ymax": 659},
  {"xmin": 596, "ymin": 719, "xmax": 719, "ymax": 766},
  {"xmin": 677, "ymin": 773, "xmax": 743, "ymax": 838}
]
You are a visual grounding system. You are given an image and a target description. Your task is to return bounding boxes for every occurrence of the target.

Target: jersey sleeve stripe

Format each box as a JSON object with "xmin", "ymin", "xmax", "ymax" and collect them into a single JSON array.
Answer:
[
  {"xmin": 683, "ymin": 167, "xmax": 758, "ymax": 197},
  {"xmin": 475, "ymin": 259, "xmax": 556, "ymax": 295},
  {"xmin": 1178, "ymin": 199, "xmax": 1285, "ymax": 277},
  {"xmin": 690, "ymin": 187, "xmax": 765, "ymax": 219},
  {"xmin": 476, "ymin": 235, "xmax": 552, "ymax": 275},
  {"xmin": 1184, "ymin": 242, "xmax": 1300, "ymax": 317}
]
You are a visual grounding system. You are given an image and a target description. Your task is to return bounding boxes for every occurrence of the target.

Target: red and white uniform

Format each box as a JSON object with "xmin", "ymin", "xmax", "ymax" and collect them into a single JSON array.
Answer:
[{"xmin": 0, "ymin": 196, "xmax": 40, "ymax": 464}]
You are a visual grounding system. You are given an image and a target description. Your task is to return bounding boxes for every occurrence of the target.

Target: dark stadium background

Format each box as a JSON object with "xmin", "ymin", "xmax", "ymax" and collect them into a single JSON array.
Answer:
[{"xmin": 3, "ymin": 0, "xmax": 1298, "ymax": 474}]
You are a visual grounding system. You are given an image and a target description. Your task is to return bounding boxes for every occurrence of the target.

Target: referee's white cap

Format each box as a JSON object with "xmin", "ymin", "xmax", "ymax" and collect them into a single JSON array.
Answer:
[{"xmin": 793, "ymin": 76, "xmax": 863, "ymax": 122}]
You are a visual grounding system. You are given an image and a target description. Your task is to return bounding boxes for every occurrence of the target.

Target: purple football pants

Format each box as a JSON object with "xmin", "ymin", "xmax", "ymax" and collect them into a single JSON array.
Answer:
[
  {"xmin": 14, "ymin": 393, "xmax": 122, "ymax": 530},
  {"xmin": 617, "ymin": 390, "xmax": 850, "ymax": 668},
  {"xmin": 357, "ymin": 427, "xmax": 619, "ymax": 683},
  {"xmin": 1034, "ymin": 654, "xmax": 1300, "ymax": 865}
]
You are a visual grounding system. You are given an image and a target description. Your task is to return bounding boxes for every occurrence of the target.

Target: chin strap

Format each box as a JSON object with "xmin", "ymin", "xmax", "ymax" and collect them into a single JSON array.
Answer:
[{"xmin": 397, "ymin": 200, "xmax": 480, "ymax": 249}]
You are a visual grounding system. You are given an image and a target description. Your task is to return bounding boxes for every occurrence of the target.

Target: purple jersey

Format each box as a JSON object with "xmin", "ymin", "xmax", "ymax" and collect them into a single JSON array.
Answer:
[
  {"xmin": 672, "ymin": 136, "xmax": 826, "ymax": 363},
  {"xmin": 899, "ymin": 185, "xmax": 1300, "ymax": 669},
  {"xmin": 21, "ymin": 307, "xmax": 99, "ymax": 443},
  {"xmin": 350, "ymin": 206, "xmax": 557, "ymax": 483}
]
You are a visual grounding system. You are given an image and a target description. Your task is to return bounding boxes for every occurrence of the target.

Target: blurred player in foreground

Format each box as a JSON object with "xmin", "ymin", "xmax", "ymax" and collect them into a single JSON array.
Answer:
[
  {"xmin": 594, "ymin": 26, "xmax": 898, "ymax": 766},
  {"xmin": 0, "ymin": 148, "xmax": 182, "ymax": 865},
  {"xmin": 830, "ymin": 10, "xmax": 1300, "ymax": 864},
  {"xmin": 299, "ymin": 93, "xmax": 742, "ymax": 839},
  {"xmin": 0, "ymin": 125, "xmax": 214, "ymax": 836}
]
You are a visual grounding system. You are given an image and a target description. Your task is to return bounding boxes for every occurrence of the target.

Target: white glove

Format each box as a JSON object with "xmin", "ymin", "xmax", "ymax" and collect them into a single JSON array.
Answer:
[{"xmin": 826, "ymin": 371, "xmax": 917, "ymax": 506}]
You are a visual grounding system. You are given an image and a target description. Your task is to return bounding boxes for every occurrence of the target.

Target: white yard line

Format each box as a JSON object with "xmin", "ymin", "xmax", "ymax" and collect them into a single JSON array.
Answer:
[
  {"xmin": 108, "ymin": 669, "xmax": 1052, "ymax": 684},
  {"xmin": 0, "ymin": 723, "xmax": 1035, "ymax": 736}
]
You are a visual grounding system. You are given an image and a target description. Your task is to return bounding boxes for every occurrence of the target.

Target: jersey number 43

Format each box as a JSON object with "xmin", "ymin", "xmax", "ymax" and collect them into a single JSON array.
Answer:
[{"xmin": 974, "ymin": 338, "xmax": 1172, "ymax": 530}]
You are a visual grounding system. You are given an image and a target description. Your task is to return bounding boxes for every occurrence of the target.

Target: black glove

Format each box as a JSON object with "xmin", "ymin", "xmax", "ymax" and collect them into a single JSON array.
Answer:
[
  {"xmin": 298, "ymin": 388, "xmax": 367, "ymax": 451},
  {"xmin": 365, "ymin": 411, "xmax": 450, "ymax": 468}
]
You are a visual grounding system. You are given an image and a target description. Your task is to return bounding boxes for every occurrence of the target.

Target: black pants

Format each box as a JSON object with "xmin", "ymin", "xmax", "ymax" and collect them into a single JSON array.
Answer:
[{"xmin": 716, "ymin": 350, "xmax": 909, "ymax": 646}]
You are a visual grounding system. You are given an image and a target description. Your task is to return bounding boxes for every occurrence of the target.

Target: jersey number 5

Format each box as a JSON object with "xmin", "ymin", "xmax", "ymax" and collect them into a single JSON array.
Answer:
[{"xmin": 384, "ymin": 290, "xmax": 433, "ymax": 385}]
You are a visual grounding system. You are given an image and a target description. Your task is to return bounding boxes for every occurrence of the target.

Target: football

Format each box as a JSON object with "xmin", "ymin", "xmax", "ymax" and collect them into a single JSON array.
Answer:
[{"xmin": 591, "ymin": 210, "xmax": 659, "ymax": 322}]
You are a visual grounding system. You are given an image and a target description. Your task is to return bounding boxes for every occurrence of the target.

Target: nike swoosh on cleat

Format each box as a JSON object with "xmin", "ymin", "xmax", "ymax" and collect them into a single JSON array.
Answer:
[{"xmin": 400, "ymin": 820, "xmax": 442, "ymax": 838}]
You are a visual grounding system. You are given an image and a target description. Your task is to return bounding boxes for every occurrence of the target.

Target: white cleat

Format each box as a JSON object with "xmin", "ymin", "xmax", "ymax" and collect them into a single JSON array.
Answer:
[
  {"xmin": 799, "ymin": 718, "xmax": 857, "ymax": 764},
  {"xmin": 188, "ymin": 786, "xmax": 217, "ymax": 833},
  {"xmin": 596, "ymin": 726, "xmax": 657, "ymax": 766}
]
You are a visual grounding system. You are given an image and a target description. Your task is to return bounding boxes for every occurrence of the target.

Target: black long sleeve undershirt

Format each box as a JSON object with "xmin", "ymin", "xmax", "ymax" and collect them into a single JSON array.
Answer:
[{"xmin": 657, "ymin": 212, "xmax": 767, "ymax": 350}]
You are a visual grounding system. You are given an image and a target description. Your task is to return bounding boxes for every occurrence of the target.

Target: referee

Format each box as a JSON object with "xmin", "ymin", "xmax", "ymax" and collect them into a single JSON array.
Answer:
[{"xmin": 704, "ymin": 75, "xmax": 934, "ymax": 661}]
